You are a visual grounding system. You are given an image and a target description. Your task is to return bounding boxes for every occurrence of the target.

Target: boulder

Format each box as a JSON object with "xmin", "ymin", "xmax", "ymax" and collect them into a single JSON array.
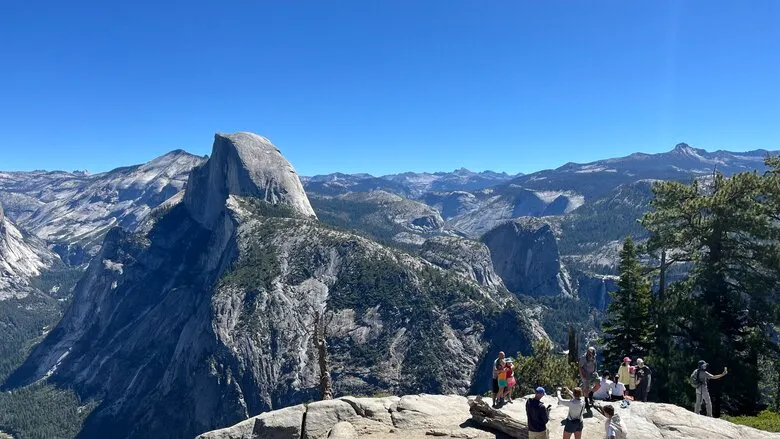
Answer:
[
  {"xmin": 304, "ymin": 400, "xmax": 358, "ymax": 439},
  {"xmin": 195, "ymin": 404, "xmax": 305, "ymax": 439},
  {"xmin": 327, "ymin": 421, "xmax": 357, "ymax": 439}
]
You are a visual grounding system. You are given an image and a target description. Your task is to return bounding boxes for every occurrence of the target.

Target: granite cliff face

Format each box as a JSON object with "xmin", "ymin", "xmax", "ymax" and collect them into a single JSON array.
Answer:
[
  {"xmin": 184, "ymin": 132, "xmax": 316, "ymax": 228},
  {"xmin": 481, "ymin": 219, "xmax": 573, "ymax": 297},
  {"xmin": 0, "ymin": 149, "xmax": 204, "ymax": 263},
  {"xmin": 5, "ymin": 133, "xmax": 538, "ymax": 439},
  {"xmin": 0, "ymin": 202, "xmax": 58, "ymax": 299}
]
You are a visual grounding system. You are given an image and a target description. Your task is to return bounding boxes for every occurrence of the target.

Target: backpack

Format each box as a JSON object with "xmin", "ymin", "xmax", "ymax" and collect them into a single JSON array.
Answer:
[{"xmin": 689, "ymin": 369, "xmax": 702, "ymax": 388}]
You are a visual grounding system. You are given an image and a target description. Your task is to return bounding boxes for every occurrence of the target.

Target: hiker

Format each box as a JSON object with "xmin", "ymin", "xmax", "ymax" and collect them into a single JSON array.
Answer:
[
  {"xmin": 504, "ymin": 360, "xmax": 516, "ymax": 403},
  {"xmin": 491, "ymin": 351, "xmax": 505, "ymax": 407},
  {"xmin": 691, "ymin": 360, "xmax": 728, "ymax": 417},
  {"xmin": 557, "ymin": 387, "xmax": 586, "ymax": 439},
  {"xmin": 610, "ymin": 372, "xmax": 626, "ymax": 401},
  {"xmin": 496, "ymin": 358, "xmax": 508, "ymax": 407},
  {"xmin": 526, "ymin": 387, "xmax": 552, "ymax": 439},
  {"xmin": 579, "ymin": 347, "xmax": 597, "ymax": 409},
  {"xmin": 603, "ymin": 404, "xmax": 627, "ymax": 439},
  {"xmin": 627, "ymin": 366, "xmax": 637, "ymax": 397},
  {"xmin": 634, "ymin": 358, "xmax": 651, "ymax": 402},
  {"xmin": 592, "ymin": 371, "xmax": 613, "ymax": 401},
  {"xmin": 616, "ymin": 357, "xmax": 632, "ymax": 396}
]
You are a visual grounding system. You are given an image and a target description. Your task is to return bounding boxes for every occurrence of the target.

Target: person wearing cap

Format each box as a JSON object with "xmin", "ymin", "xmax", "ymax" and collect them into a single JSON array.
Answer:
[
  {"xmin": 579, "ymin": 347, "xmax": 597, "ymax": 409},
  {"xmin": 526, "ymin": 386, "xmax": 551, "ymax": 439},
  {"xmin": 616, "ymin": 357, "xmax": 632, "ymax": 395},
  {"xmin": 634, "ymin": 358, "xmax": 652, "ymax": 402},
  {"xmin": 692, "ymin": 360, "xmax": 728, "ymax": 417}
]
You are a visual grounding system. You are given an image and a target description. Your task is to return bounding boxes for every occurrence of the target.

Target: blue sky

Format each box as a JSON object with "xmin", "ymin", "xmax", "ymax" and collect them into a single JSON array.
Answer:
[{"xmin": 1, "ymin": 1, "xmax": 779, "ymax": 176}]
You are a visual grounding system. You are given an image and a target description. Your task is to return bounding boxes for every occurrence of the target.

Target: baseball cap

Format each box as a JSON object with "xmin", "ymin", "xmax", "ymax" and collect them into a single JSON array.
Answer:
[
  {"xmin": 535, "ymin": 386, "xmax": 546, "ymax": 395},
  {"xmin": 623, "ymin": 357, "xmax": 631, "ymax": 363},
  {"xmin": 698, "ymin": 360, "xmax": 708, "ymax": 367},
  {"xmin": 637, "ymin": 358, "xmax": 644, "ymax": 365}
]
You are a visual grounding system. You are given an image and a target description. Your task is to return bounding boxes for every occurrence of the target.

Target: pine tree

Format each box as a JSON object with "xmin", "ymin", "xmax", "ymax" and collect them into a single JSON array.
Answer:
[
  {"xmin": 641, "ymin": 161, "xmax": 780, "ymax": 415},
  {"xmin": 600, "ymin": 237, "xmax": 654, "ymax": 368}
]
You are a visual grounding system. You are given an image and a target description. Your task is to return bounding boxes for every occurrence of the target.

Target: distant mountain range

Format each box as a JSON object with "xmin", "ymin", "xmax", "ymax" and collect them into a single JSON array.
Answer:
[{"xmin": 0, "ymin": 137, "xmax": 777, "ymax": 439}]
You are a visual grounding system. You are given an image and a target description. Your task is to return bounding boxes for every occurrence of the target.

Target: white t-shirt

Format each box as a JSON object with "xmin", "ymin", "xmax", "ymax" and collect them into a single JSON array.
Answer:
[
  {"xmin": 593, "ymin": 378, "xmax": 613, "ymax": 400},
  {"xmin": 611, "ymin": 382, "xmax": 626, "ymax": 397},
  {"xmin": 606, "ymin": 421, "xmax": 615, "ymax": 439},
  {"xmin": 557, "ymin": 393, "xmax": 585, "ymax": 420}
]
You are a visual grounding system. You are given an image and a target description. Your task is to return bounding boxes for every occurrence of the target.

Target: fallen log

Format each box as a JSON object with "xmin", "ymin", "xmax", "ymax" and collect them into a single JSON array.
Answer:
[{"xmin": 467, "ymin": 396, "xmax": 528, "ymax": 438}]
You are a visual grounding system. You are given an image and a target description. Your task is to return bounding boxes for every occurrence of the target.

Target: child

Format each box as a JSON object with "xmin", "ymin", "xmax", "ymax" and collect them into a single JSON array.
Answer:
[
  {"xmin": 496, "ymin": 359, "xmax": 508, "ymax": 406},
  {"xmin": 504, "ymin": 361, "xmax": 516, "ymax": 403}
]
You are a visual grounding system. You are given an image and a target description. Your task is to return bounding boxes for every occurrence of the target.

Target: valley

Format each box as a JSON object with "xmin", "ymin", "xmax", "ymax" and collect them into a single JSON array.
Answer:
[{"xmin": 0, "ymin": 136, "xmax": 777, "ymax": 438}]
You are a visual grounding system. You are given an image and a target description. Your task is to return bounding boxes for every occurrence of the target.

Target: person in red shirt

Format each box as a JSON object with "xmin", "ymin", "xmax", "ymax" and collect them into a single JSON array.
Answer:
[{"xmin": 504, "ymin": 361, "xmax": 516, "ymax": 404}]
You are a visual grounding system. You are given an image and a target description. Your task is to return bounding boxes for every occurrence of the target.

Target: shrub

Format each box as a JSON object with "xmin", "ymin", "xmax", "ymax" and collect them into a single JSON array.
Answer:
[
  {"xmin": 724, "ymin": 410, "xmax": 780, "ymax": 433},
  {"xmin": 513, "ymin": 339, "xmax": 578, "ymax": 396}
]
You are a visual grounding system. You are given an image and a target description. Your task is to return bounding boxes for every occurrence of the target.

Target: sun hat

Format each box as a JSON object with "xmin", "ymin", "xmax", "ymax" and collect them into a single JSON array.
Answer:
[{"xmin": 535, "ymin": 386, "xmax": 546, "ymax": 395}]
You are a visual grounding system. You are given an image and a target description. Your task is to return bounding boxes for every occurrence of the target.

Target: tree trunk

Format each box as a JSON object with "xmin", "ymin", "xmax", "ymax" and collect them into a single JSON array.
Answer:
[{"xmin": 314, "ymin": 312, "xmax": 333, "ymax": 400}]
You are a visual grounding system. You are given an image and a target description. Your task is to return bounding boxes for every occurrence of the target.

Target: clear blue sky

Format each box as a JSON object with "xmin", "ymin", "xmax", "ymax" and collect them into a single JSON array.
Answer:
[{"xmin": 1, "ymin": 1, "xmax": 779, "ymax": 176}]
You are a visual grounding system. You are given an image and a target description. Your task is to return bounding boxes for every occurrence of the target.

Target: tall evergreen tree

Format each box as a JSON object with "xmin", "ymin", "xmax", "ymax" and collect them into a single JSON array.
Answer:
[
  {"xmin": 601, "ymin": 237, "xmax": 654, "ymax": 368},
  {"xmin": 642, "ymin": 161, "xmax": 780, "ymax": 415}
]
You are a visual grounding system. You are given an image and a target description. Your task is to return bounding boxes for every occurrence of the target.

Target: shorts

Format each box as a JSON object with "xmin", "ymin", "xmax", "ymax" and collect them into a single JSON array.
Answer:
[
  {"xmin": 492, "ymin": 379, "xmax": 499, "ymax": 394},
  {"xmin": 528, "ymin": 431, "xmax": 549, "ymax": 439},
  {"xmin": 507, "ymin": 377, "xmax": 516, "ymax": 387},
  {"xmin": 563, "ymin": 419, "xmax": 583, "ymax": 433},
  {"xmin": 610, "ymin": 395, "xmax": 625, "ymax": 402},
  {"xmin": 498, "ymin": 379, "xmax": 508, "ymax": 388}
]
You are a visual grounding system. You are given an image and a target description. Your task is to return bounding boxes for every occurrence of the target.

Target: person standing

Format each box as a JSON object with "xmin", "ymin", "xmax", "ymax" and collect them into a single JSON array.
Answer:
[
  {"xmin": 557, "ymin": 387, "xmax": 586, "ymax": 439},
  {"xmin": 616, "ymin": 357, "xmax": 632, "ymax": 396},
  {"xmin": 496, "ymin": 359, "xmax": 508, "ymax": 406},
  {"xmin": 491, "ymin": 351, "xmax": 505, "ymax": 407},
  {"xmin": 634, "ymin": 358, "xmax": 652, "ymax": 402},
  {"xmin": 579, "ymin": 347, "xmax": 597, "ymax": 408},
  {"xmin": 526, "ymin": 387, "xmax": 552, "ymax": 439},
  {"xmin": 504, "ymin": 360, "xmax": 516, "ymax": 403},
  {"xmin": 691, "ymin": 360, "xmax": 728, "ymax": 417}
]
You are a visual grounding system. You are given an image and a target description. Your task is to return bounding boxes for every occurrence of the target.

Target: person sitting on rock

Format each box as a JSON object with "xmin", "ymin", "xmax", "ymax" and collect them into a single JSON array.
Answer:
[
  {"xmin": 557, "ymin": 386, "xmax": 586, "ymax": 439},
  {"xmin": 526, "ymin": 387, "xmax": 552, "ymax": 439},
  {"xmin": 610, "ymin": 372, "xmax": 626, "ymax": 402},
  {"xmin": 592, "ymin": 371, "xmax": 613, "ymax": 401}
]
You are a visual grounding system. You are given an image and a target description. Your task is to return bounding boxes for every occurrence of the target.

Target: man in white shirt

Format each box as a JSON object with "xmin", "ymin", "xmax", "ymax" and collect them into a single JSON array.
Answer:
[{"xmin": 592, "ymin": 371, "xmax": 613, "ymax": 401}]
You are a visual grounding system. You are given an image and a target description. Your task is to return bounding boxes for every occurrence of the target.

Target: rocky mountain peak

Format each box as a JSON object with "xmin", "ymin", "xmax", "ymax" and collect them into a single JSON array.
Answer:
[
  {"xmin": 672, "ymin": 142, "xmax": 702, "ymax": 157},
  {"xmin": 184, "ymin": 132, "xmax": 316, "ymax": 227}
]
